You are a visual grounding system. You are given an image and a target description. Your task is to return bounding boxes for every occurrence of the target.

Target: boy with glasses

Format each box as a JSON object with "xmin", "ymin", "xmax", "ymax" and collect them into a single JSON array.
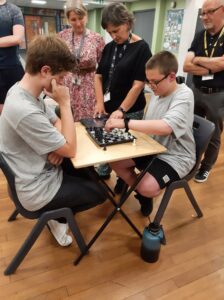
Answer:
[
  {"xmin": 105, "ymin": 51, "xmax": 196, "ymax": 216},
  {"xmin": 184, "ymin": 0, "xmax": 224, "ymax": 183}
]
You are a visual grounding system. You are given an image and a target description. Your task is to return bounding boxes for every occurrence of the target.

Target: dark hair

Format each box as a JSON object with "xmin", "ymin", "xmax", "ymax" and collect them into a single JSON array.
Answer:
[
  {"xmin": 25, "ymin": 35, "xmax": 76, "ymax": 75},
  {"xmin": 146, "ymin": 51, "xmax": 178, "ymax": 75},
  {"xmin": 101, "ymin": 3, "xmax": 135, "ymax": 30}
]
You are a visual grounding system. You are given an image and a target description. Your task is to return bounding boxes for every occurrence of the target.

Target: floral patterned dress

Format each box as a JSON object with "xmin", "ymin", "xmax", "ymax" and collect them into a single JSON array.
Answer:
[{"xmin": 58, "ymin": 28, "xmax": 105, "ymax": 121}]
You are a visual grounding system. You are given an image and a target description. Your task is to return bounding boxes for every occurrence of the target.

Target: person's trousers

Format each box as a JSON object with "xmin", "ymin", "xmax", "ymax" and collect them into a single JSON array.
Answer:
[
  {"xmin": 193, "ymin": 87, "xmax": 224, "ymax": 171},
  {"xmin": 36, "ymin": 159, "xmax": 106, "ymax": 222}
]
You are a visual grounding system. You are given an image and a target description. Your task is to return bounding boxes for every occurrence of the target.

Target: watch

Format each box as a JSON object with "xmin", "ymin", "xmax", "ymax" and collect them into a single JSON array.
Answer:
[
  {"xmin": 118, "ymin": 107, "xmax": 126, "ymax": 115},
  {"xmin": 124, "ymin": 117, "xmax": 130, "ymax": 132}
]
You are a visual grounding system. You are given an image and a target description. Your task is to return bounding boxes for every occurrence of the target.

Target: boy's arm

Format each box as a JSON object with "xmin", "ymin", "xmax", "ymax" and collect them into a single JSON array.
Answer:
[
  {"xmin": 44, "ymin": 79, "xmax": 76, "ymax": 158},
  {"xmin": 105, "ymin": 118, "xmax": 172, "ymax": 136}
]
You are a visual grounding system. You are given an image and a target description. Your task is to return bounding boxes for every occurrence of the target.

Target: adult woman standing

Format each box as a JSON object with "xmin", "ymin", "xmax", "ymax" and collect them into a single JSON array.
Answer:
[
  {"xmin": 95, "ymin": 2, "xmax": 152, "ymax": 188},
  {"xmin": 59, "ymin": 0, "xmax": 105, "ymax": 121}
]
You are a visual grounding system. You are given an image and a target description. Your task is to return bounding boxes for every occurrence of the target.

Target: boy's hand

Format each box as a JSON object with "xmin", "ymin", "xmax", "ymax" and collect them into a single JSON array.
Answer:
[
  {"xmin": 48, "ymin": 152, "xmax": 64, "ymax": 166},
  {"xmin": 105, "ymin": 118, "xmax": 124, "ymax": 132},
  {"xmin": 44, "ymin": 79, "xmax": 70, "ymax": 106}
]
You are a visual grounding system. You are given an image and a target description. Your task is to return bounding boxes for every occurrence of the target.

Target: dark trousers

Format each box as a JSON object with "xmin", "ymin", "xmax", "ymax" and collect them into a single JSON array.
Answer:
[
  {"xmin": 193, "ymin": 87, "xmax": 224, "ymax": 171},
  {"xmin": 36, "ymin": 159, "xmax": 106, "ymax": 222}
]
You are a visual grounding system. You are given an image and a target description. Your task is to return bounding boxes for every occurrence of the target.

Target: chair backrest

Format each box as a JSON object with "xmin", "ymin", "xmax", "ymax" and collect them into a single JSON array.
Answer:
[
  {"xmin": 0, "ymin": 153, "xmax": 40, "ymax": 219},
  {"xmin": 185, "ymin": 115, "xmax": 215, "ymax": 181}
]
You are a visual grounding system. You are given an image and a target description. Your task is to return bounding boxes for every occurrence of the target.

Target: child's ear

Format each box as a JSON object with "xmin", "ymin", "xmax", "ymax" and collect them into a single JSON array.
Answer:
[
  {"xmin": 40, "ymin": 65, "xmax": 51, "ymax": 77},
  {"xmin": 169, "ymin": 72, "xmax": 176, "ymax": 81}
]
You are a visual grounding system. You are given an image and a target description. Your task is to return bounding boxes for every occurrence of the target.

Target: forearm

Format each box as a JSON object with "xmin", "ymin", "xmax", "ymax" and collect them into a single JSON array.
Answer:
[
  {"xmin": 120, "ymin": 82, "xmax": 144, "ymax": 111},
  {"xmin": 193, "ymin": 56, "xmax": 224, "ymax": 73},
  {"xmin": 106, "ymin": 118, "xmax": 172, "ymax": 136},
  {"xmin": 0, "ymin": 24, "xmax": 24, "ymax": 48},
  {"xmin": 0, "ymin": 35, "xmax": 23, "ymax": 47},
  {"xmin": 128, "ymin": 119, "xmax": 172, "ymax": 135},
  {"xmin": 183, "ymin": 61, "xmax": 209, "ymax": 75},
  {"xmin": 60, "ymin": 103, "xmax": 76, "ymax": 156},
  {"xmin": 94, "ymin": 75, "xmax": 104, "ymax": 105}
]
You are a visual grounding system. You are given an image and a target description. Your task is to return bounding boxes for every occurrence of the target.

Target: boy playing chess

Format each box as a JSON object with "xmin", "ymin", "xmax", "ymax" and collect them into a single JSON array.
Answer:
[
  {"xmin": 0, "ymin": 35, "xmax": 106, "ymax": 246},
  {"xmin": 105, "ymin": 51, "xmax": 196, "ymax": 216}
]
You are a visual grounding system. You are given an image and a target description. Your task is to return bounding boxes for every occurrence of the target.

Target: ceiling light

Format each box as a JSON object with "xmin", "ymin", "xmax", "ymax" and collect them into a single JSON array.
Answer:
[{"xmin": 31, "ymin": 0, "xmax": 47, "ymax": 5}]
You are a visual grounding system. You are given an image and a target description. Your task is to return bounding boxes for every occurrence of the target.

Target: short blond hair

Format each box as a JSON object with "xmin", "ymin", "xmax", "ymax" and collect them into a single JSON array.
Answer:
[{"xmin": 65, "ymin": 0, "xmax": 87, "ymax": 18}]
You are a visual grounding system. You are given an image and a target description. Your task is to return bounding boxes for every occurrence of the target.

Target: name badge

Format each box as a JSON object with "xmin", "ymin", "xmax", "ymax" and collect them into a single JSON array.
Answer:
[
  {"xmin": 104, "ymin": 92, "xmax": 111, "ymax": 102},
  {"xmin": 202, "ymin": 74, "xmax": 214, "ymax": 81}
]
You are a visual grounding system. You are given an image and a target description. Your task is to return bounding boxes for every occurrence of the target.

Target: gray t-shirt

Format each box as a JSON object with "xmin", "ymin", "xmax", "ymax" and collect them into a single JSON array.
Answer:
[
  {"xmin": 0, "ymin": 84, "xmax": 66, "ymax": 211},
  {"xmin": 144, "ymin": 83, "xmax": 196, "ymax": 178}
]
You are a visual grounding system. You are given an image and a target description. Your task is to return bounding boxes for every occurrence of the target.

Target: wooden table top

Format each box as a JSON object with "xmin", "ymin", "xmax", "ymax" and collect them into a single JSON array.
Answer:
[{"xmin": 70, "ymin": 122, "xmax": 166, "ymax": 169}]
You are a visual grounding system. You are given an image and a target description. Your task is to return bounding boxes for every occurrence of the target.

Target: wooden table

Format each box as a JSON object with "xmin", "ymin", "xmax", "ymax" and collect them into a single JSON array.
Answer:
[
  {"xmin": 71, "ymin": 122, "xmax": 166, "ymax": 265},
  {"xmin": 71, "ymin": 122, "xmax": 166, "ymax": 168}
]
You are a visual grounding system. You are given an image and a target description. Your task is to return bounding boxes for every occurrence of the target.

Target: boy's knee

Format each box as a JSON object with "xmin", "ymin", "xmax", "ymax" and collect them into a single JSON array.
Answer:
[{"xmin": 137, "ymin": 180, "xmax": 160, "ymax": 198}]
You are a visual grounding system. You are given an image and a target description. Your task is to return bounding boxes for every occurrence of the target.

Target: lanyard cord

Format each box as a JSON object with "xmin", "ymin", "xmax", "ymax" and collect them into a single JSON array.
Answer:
[
  {"xmin": 72, "ymin": 30, "xmax": 86, "ymax": 63},
  {"xmin": 105, "ymin": 32, "xmax": 132, "ymax": 94},
  {"xmin": 204, "ymin": 26, "xmax": 224, "ymax": 57}
]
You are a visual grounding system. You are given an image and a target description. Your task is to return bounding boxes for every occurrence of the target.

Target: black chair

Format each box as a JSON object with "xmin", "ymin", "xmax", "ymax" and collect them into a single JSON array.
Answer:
[
  {"xmin": 152, "ymin": 114, "xmax": 215, "ymax": 226},
  {"xmin": 0, "ymin": 153, "xmax": 87, "ymax": 275}
]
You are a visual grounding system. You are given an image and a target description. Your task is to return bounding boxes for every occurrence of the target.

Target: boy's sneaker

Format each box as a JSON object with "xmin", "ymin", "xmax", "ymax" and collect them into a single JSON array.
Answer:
[
  {"xmin": 134, "ymin": 193, "xmax": 153, "ymax": 216},
  {"xmin": 114, "ymin": 177, "xmax": 125, "ymax": 194},
  {"xmin": 194, "ymin": 169, "xmax": 210, "ymax": 183},
  {"xmin": 48, "ymin": 220, "xmax": 73, "ymax": 247}
]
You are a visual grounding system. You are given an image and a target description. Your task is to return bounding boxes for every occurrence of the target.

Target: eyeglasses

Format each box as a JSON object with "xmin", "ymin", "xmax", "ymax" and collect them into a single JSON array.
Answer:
[
  {"xmin": 145, "ymin": 73, "xmax": 169, "ymax": 87},
  {"xmin": 199, "ymin": 5, "xmax": 223, "ymax": 18}
]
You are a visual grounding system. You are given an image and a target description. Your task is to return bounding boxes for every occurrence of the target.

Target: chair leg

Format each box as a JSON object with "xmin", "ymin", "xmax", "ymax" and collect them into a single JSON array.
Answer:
[
  {"xmin": 8, "ymin": 209, "xmax": 19, "ymax": 222},
  {"xmin": 183, "ymin": 183, "xmax": 203, "ymax": 217},
  {"xmin": 153, "ymin": 185, "xmax": 174, "ymax": 226},
  {"xmin": 4, "ymin": 218, "xmax": 46, "ymax": 275},
  {"xmin": 66, "ymin": 211, "xmax": 86, "ymax": 253}
]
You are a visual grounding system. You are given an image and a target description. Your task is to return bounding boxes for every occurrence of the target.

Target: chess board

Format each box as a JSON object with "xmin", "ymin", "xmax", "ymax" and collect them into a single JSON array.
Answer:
[{"xmin": 86, "ymin": 127, "xmax": 136, "ymax": 147}]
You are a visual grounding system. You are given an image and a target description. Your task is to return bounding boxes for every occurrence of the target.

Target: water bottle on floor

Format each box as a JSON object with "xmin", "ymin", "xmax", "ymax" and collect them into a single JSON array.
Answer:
[{"xmin": 140, "ymin": 222, "xmax": 166, "ymax": 263}]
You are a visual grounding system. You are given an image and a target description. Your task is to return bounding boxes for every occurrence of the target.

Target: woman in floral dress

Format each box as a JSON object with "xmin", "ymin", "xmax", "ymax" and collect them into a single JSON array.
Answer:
[{"xmin": 59, "ymin": 0, "xmax": 105, "ymax": 121}]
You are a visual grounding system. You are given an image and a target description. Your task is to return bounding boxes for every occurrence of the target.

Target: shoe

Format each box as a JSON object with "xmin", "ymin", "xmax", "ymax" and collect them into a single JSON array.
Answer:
[
  {"xmin": 48, "ymin": 220, "xmax": 73, "ymax": 247},
  {"xmin": 134, "ymin": 193, "xmax": 153, "ymax": 216},
  {"xmin": 194, "ymin": 169, "xmax": 210, "ymax": 183},
  {"xmin": 114, "ymin": 177, "xmax": 125, "ymax": 194}
]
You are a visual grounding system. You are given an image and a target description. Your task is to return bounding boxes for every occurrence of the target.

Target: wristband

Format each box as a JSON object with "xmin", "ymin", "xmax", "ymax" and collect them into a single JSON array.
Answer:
[{"xmin": 124, "ymin": 117, "xmax": 130, "ymax": 132}]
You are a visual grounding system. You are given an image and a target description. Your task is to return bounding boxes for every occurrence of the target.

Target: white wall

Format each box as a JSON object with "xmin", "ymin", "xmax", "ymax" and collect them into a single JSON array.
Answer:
[{"xmin": 177, "ymin": 0, "xmax": 203, "ymax": 76}]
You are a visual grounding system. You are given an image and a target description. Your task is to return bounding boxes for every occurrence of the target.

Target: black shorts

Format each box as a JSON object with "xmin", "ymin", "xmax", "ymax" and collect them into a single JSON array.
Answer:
[
  {"xmin": 0, "ymin": 65, "xmax": 24, "ymax": 104},
  {"xmin": 133, "ymin": 156, "xmax": 180, "ymax": 189}
]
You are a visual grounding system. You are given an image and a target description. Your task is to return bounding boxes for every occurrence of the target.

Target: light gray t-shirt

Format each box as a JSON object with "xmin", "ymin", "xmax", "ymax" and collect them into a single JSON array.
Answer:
[
  {"xmin": 0, "ymin": 84, "xmax": 66, "ymax": 211},
  {"xmin": 144, "ymin": 83, "xmax": 196, "ymax": 178}
]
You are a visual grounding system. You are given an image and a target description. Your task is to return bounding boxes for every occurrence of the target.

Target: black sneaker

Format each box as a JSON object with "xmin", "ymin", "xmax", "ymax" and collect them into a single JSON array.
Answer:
[
  {"xmin": 114, "ymin": 177, "xmax": 125, "ymax": 194},
  {"xmin": 134, "ymin": 193, "xmax": 153, "ymax": 216},
  {"xmin": 194, "ymin": 169, "xmax": 210, "ymax": 183}
]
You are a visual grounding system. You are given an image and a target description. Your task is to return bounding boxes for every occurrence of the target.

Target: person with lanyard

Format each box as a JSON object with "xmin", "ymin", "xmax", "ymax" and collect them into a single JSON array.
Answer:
[
  {"xmin": 0, "ymin": 0, "xmax": 24, "ymax": 113},
  {"xmin": 94, "ymin": 2, "xmax": 152, "ymax": 191},
  {"xmin": 58, "ymin": 0, "xmax": 105, "ymax": 121},
  {"xmin": 184, "ymin": 0, "xmax": 224, "ymax": 183}
]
